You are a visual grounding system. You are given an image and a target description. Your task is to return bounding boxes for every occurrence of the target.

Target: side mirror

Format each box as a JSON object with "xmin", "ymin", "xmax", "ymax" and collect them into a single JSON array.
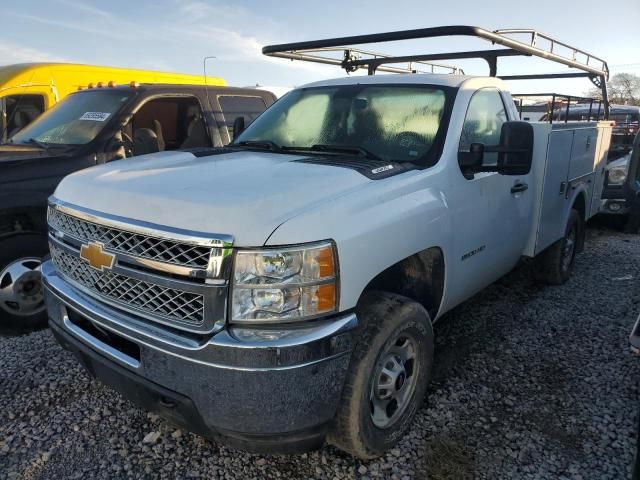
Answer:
[
  {"xmin": 233, "ymin": 116, "xmax": 246, "ymax": 139},
  {"xmin": 496, "ymin": 121, "xmax": 534, "ymax": 175},
  {"xmin": 458, "ymin": 142, "xmax": 485, "ymax": 170}
]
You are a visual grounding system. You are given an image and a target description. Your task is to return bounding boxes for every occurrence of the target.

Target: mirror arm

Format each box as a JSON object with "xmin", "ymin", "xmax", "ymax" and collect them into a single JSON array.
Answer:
[{"xmin": 484, "ymin": 145, "xmax": 528, "ymax": 154}]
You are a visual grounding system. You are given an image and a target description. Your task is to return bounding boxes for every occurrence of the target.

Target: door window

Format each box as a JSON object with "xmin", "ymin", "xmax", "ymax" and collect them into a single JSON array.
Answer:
[
  {"xmin": 218, "ymin": 95, "xmax": 268, "ymax": 138},
  {"xmin": 130, "ymin": 96, "xmax": 210, "ymax": 155},
  {"xmin": 459, "ymin": 89, "xmax": 508, "ymax": 168},
  {"xmin": 3, "ymin": 94, "xmax": 45, "ymax": 138}
]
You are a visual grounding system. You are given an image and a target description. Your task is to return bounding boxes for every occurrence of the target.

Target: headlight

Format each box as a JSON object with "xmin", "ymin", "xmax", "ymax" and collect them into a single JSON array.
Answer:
[
  {"xmin": 231, "ymin": 241, "xmax": 338, "ymax": 323},
  {"xmin": 608, "ymin": 167, "xmax": 627, "ymax": 185}
]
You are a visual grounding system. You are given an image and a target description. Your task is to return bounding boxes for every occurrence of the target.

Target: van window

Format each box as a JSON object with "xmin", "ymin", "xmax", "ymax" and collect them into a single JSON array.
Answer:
[
  {"xmin": 218, "ymin": 95, "xmax": 268, "ymax": 137},
  {"xmin": 4, "ymin": 95, "xmax": 45, "ymax": 138},
  {"xmin": 459, "ymin": 89, "xmax": 507, "ymax": 167},
  {"xmin": 129, "ymin": 96, "xmax": 210, "ymax": 155}
]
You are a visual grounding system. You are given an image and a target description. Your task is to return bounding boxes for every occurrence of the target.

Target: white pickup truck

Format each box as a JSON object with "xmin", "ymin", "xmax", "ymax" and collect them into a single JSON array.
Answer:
[{"xmin": 42, "ymin": 27, "xmax": 613, "ymax": 458}]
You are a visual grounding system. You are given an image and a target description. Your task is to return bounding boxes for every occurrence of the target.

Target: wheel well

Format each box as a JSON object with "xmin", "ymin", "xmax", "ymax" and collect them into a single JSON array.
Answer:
[
  {"xmin": 573, "ymin": 193, "xmax": 586, "ymax": 221},
  {"xmin": 0, "ymin": 209, "xmax": 46, "ymax": 239},
  {"xmin": 572, "ymin": 193, "xmax": 587, "ymax": 251},
  {"xmin": 361, "ymin": 247, "xmax": 445, "ymax": 320}
]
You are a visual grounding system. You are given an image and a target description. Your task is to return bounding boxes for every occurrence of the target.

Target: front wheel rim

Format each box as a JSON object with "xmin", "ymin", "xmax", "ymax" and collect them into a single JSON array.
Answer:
[
  {"xmin": 370, "ymin": 334, "xmax": 419, "ymax": 429},
  {"xmin": 0, "ymin": 257, "xmax": 45, "ymax": 317}
]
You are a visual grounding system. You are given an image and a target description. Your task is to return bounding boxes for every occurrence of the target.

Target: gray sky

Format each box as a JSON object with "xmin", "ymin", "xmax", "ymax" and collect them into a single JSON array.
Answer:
[{"xmin": 2, "ymin": 0, "xmax": 639, "ymax": 95}]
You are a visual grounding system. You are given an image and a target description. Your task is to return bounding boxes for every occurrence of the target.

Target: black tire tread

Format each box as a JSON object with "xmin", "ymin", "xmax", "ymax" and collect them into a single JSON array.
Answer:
[
  {"xmin": 328, "ymin": 291, "xmax": 433, "ymax": 459},
  {"xmin": 534, "ymin": 209, "xmax": 580, "ymax": 285}
]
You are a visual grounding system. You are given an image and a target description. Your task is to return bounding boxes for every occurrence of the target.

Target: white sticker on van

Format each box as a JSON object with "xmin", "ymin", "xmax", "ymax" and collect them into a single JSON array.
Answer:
[{"xmin": 79, "ymin": 112, "xmax": 111, "ymax": 122}]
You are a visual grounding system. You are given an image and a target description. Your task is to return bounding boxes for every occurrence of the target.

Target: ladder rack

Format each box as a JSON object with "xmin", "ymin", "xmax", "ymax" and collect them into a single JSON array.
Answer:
[
  {"xmin": 263, "ymin": 25, "xmax": 610, "ymax": 117},
  {"xmin": 272, "ymin": 46, "xmax": 464, "ymax": 75}
]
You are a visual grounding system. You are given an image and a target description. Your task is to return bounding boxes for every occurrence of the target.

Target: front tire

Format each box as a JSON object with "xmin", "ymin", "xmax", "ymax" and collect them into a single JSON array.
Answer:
[
  {"xmin": 328, "ymin": 291, "xmax": 434, "ymax": 459},
  {"xmin": 0, "ymin": 234, "xmax": 49, "ymax": 331},
  {"xmin": 534, "ymin": 209, "xmax": 581, "ymax": 285}
]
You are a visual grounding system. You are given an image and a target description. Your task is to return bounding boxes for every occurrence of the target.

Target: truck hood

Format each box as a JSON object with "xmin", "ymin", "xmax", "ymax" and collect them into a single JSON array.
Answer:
[
  {"xmin": 0, "ymin": 144, "xmax": 57, "ymax": 163},
  {"xmin": 54, "ymin": 149, "xmax": 373, "ymax": 246}
]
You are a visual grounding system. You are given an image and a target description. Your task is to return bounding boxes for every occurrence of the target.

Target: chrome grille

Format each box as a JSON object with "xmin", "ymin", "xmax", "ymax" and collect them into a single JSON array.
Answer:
[
  {"xmin": 48, "ymin": 208, "xmax": 212, "ymax": 269},
  {"xmin": 49, "ymin": 243, "xmax": 205, "ymax": 325}
]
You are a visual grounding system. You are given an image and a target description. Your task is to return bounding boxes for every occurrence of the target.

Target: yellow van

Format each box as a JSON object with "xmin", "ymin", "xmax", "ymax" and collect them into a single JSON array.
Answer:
[{"xmin": 0, "ymin": 63, "xmax": 224, "ymax": 140}]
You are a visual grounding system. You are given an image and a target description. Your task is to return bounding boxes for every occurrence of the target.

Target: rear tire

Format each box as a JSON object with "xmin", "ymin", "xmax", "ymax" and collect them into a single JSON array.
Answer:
[
  {"xmin": 534, "ymin": 209, "xmax": 581, "ymax": 285},
  {"xmin": 0, "ymin": 234, "xmax": 49, "ymax": 331},
  {"xmin": 328, "ymin": 291, "xmax": 434, "ymax": 459}
]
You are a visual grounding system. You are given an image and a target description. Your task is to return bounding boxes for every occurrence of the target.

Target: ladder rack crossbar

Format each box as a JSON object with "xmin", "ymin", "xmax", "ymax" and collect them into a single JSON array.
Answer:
[{"xmin": 268, "ymin": 46, "xmax": 464, "ymax": 75}]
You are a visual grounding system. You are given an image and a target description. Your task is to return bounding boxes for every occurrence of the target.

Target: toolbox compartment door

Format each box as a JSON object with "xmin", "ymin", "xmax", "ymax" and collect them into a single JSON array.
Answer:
[{"xmin": 534, "ymin": 129, "xmax": 573, "ymax": 254}]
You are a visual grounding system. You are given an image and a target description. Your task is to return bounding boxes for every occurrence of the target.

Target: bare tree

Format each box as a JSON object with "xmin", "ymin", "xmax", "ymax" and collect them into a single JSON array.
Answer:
[{"xmin": 585, "ymin": 73, "xmax": 640, "ymax": 105}]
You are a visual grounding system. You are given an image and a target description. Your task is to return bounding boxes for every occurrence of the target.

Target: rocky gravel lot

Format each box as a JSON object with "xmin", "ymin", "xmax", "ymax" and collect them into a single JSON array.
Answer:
[{"xmin": 1, "ymin": 224, "xmax": 639, "ymax": 480}]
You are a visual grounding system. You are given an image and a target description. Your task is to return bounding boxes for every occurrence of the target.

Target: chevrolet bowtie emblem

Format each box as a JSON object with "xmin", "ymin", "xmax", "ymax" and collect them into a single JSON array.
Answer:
[{"xmin": 80, "ymin": 242, "xmax": 115, "ymax": 271}]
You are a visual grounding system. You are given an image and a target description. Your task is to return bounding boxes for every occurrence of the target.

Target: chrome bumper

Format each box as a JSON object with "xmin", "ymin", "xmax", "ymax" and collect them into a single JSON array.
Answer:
[{"xmin": 43, "ymin": 259, "xmax": 356, "ymax": 447}]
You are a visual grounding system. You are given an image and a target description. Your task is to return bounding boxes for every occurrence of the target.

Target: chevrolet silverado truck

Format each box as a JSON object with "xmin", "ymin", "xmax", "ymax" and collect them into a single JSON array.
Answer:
[
  {"xmin": 0, "ymin": 83, "xmax": 275, "ymax": 330},
  {"xmin": 42, "ymin": 27, "xmax": 613, "ymax": 458}
]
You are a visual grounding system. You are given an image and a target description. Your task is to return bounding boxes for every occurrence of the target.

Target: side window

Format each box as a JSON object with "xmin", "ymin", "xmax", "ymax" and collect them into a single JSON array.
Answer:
[
  {"xmin": 218, "ymin": 95, "xmax": 268, "ymax": 138},
  {"xmin": 4, "ymin": 94, "xmax": 45, "ymax": 137},
  {"xmin": 129, "ymin": 96, "xmax": 210, "ymax": 156},
  {"xmin": 458, "ymin": 89, "xmax": 507, "ymax": 167}
]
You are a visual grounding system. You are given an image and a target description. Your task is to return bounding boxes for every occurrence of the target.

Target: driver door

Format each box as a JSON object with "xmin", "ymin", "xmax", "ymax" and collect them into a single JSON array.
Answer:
[{"xmin": 448, "ymin": 88, "xmax": 532, "ymax": 304}]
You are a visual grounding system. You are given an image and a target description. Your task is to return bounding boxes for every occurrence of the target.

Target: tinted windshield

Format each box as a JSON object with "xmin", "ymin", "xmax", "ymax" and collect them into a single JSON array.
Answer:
[
  {"xmin": 236, "ymin": 85, "xmax": 450, "ymax": 163},
  {"xmin": 611, "ymin": 112, "xmax": 640, "ymax": 124},
  {"xmin": 11, "ymin": 90, "xmax": 133, "ymax": 146}
]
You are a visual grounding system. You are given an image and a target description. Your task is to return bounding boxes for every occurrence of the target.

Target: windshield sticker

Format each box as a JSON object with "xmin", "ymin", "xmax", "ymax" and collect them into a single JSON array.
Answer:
[
  {"xmin": 79, "ymin": 112, "xmax": 111, "ymax": 122},
  {"xmin": 371, "ymin": 165, "xmax": 394, "ymax": 174}
]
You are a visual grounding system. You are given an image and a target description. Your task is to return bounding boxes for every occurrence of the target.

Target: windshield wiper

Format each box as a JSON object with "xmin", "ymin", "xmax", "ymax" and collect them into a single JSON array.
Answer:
[
  {"xmin": 25, "ymin": 138, "xmax": 52, "ymax": 150},
  {"xmin": 22, "ymin": 138, "xmax": 74, "ymax": 152},
  {"xmin": 234, "ymin": 140, "xmax": 282, "ymax": 152},
  {"xmin": 309, "ymin": 144, "xmax": 381, "ymax": 160}
]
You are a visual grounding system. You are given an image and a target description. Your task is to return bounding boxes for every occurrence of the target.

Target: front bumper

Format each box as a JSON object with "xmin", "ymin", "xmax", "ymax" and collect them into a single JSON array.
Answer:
[
  {"xmin": 42, "ymin": 260, "xmax": 356, "ymax": 453},
  {"xmin": 599, "ymin": 198, "xmax": 629, "ymax": 215}
]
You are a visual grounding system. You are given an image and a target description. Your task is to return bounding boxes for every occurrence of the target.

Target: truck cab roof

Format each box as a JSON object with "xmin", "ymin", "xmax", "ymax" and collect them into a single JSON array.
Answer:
[
  {"xmin": 303, "ymin": 73, "xmax": 507, "ymax": 91},
  {"xmin": 74, "ymin": 84, "xmax": 271, "ymax": 97}
]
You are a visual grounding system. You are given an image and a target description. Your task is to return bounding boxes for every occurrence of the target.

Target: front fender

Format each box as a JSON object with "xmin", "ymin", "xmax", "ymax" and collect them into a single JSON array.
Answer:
[{"xmin": 266, "ymin": 173, "xmax": 453, "ymax": 312}]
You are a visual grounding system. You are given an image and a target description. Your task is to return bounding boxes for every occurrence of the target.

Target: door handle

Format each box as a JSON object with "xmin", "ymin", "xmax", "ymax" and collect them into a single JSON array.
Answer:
[{"xmin": 511, "ymin": 182, "xmax": 529, "ymax": 194}]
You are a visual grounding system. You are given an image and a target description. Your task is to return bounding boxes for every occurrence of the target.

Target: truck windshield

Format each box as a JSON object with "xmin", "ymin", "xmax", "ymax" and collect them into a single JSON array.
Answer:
[
  {"xmin": 11, "ymin": 90, "xmax": 133, "ymax": 146},
  {"xmin": 235, "ymin": 84, "xmax": 450, "ymax": 163}
]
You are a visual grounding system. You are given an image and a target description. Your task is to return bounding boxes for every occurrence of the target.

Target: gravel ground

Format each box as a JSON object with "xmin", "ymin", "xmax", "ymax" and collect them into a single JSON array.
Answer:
[{"xmin": 1, "ymin": 224, "xmax": 639, "ymax": 480}]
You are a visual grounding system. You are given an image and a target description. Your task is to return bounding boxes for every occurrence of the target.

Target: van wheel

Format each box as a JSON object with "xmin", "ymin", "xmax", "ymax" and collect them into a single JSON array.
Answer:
[
  {"xmin": 328, "ymin": 291, "xmax": 434, "ymax": 459},
  {"xmin": 534, "ymin": 209, "xmax": 581, "ymax": 285},
  {"xmin": 0, "ymin": 234, "xmax": 48, "ymax": 331}
]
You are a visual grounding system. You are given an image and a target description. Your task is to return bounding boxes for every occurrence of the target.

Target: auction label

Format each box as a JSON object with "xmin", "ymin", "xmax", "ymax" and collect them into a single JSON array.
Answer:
[{"xmin": 79, "ymin": 112, "xmax": 111, "ymax": 121}]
